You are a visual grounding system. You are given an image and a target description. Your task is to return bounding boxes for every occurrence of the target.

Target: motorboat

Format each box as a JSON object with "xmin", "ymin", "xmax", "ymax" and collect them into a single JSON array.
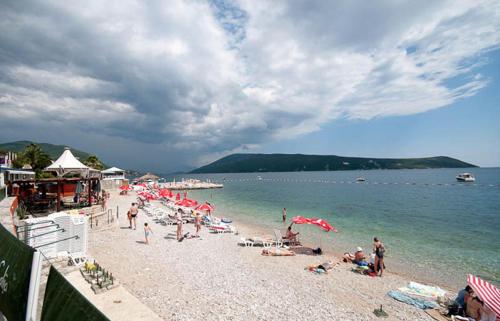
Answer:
[
  {"xmin": 456, "ymin": 173, "xmax": 475, "ymax": 182},
  {"xmin": 356, "ymin": 177, "xmax": 366, "ymax": 182}
]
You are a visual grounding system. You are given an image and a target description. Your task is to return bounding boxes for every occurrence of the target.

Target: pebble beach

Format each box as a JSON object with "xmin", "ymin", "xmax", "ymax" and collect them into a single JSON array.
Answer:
[{"xmin": 87, "ymin": 191, "xmax": 440, "ymax": 321}]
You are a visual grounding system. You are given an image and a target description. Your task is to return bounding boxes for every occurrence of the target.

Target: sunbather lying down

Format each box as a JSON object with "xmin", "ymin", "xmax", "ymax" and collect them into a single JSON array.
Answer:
[
  {"xmin": 261, "ymin": 248, "xmax": 295, "ymax": 256},
  {"xmin": 305, "ymin": 259, "xmax": 339, "ymax": 273}
]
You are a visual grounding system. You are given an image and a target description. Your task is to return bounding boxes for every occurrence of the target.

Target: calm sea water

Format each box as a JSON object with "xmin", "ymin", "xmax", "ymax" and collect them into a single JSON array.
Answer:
[{"xmin": 165, "ymin": 168, "xmax": 500, "ymax": 289}]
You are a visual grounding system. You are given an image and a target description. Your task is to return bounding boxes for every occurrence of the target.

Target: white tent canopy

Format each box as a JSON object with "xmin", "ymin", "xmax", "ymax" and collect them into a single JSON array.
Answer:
[
  {"xmin": 101, "ymin": 166, "xmax": 124, "ymax": 174},
  {"xmin": 45, "ymin": 148, "xmax": 99, "ymax": 177}
]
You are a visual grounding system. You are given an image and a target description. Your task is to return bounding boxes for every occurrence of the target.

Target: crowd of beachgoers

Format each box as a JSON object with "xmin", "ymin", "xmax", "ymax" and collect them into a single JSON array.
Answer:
[{"xmin": 87, "ymin": 184, "xmax": 497, "ymax": 321}]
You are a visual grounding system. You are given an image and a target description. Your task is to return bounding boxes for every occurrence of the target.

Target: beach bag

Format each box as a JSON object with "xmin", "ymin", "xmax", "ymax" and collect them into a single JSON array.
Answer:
[{"xmin": 312, "ymin": 247, "xmax": 322, "ymax": 255}]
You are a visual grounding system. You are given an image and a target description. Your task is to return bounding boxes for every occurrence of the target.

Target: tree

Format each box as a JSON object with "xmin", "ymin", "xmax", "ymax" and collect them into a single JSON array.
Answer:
[
  {"xmin": 83, "ymin": 155, "xmax": 104, "ymax": 170},
  {"xmin": 12, "ymin": 143, "xmax": 53, "ymax": 178}
]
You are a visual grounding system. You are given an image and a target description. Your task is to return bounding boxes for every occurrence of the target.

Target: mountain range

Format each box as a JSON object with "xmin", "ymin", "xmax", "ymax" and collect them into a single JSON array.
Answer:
[{"xmin": 190, "ymin": 153, "xmax": 476, "ymax": 173}]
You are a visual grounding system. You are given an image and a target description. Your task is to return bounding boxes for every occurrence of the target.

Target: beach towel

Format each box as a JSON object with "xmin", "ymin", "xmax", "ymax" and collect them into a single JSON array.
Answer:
[
  {"xmin": 388, "ymin": 290, "xmax": 439, "ymax": 309},
  {"xmin": 399, "ymin": 282, "xmax": 447, "ymax": 299}
]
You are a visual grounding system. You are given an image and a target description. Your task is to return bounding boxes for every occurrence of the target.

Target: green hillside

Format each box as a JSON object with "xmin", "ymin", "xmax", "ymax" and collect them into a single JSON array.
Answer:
[
  {"xmin": 0, "ymin": 140, "xmax": 103, "ymax": 164},
  {"xmin": 191, "ymin": 153, "xmax": 477, "ymax": 173}
]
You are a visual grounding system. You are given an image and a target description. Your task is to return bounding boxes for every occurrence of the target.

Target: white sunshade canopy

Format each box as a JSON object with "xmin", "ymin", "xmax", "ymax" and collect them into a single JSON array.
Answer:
[
  {"xmin": 101, "ymin": 166, "xmax": 124, "ymax": 174},
  {"xmin": 45, "ymin": 148, "xmax": 99, "ymax": 177}
]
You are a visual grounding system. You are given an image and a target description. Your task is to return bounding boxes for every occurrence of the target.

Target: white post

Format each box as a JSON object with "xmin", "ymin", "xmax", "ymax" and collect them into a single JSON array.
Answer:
[{"xmin": 25, "ymin": 251, "xmax": 42, "ymax": 321}]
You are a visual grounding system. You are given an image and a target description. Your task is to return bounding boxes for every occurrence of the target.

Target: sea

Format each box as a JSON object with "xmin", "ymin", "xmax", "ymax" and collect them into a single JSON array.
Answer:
[{"xmin": 165, "ymin": 168, "xmax": 500, "ymax": 289}]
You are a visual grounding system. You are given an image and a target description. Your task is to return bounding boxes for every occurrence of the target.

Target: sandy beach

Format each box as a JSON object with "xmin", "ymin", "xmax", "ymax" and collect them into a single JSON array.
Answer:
[{"xmin": 85, "ymin": 190, "xmax": 445, "ymax": 321}]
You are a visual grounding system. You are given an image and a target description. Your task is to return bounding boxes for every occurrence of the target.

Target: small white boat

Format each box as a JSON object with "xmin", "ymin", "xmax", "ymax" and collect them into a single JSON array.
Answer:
[
  {"xmin": 356, "ymin": 177, "xmax": 366, "ymax": 182},
  {"xmin": 257, "ymin": 176, "xmax": 262, "ymax": 180},
  {"xmin": 456, "ymin": 173, "xmax": 475, "ymax": 182}
]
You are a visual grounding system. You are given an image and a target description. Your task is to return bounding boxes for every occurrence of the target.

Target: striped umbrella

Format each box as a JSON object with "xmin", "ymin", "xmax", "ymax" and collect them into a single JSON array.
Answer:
[{"xmin": 467, "ymin": 274, "xmax": 500, "ymax": 317}]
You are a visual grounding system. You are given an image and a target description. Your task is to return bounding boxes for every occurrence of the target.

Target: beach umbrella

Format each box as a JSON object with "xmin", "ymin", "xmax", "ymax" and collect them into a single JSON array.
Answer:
[
  {"xmin": 195, "ymin": 203, "xmax": 214, "ymax": 212},
  {"xmin": 176, "ymin": 193, "xmax": 181, "ymax": 200},
  {"xmin": 467, "ymin": 274, "xmax": 500, "ymax": 316},
  {"xmin": 292, "ymin": 216, "xmax": 311, "ymax": 225},
  {"xmin": 158, "ymin": 189, "xmax": 171, "ymax": 197},
  {"xmin": 291, "ymin": 216, "xmax": 337, "ymax": 232},
  {"xmin": 175, "ymin": 199, "xmax": 198, "ymax": 207},
  {"xmin": 291, "ymin": 216, "xmax": 337, "ymax": 249},
  {"xmin": 310, "ymin": 218, "xmax": 337, "ymax": 232}
]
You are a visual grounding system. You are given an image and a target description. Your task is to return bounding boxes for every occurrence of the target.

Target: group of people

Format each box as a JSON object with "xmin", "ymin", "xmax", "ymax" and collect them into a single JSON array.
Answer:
[
  {"xmin": 343, "ymin": 237, "xmax": 386, "ymax": 277},
  {"xmin": 127, "ymin": 202, "xmax": 154, "ymax": 244},
  {"xmin": 452, "ymin": 286, "xmax": 496, "ymax": 321},
  {"xmin": 128, "ymin": 202, "xmax": 205, "ymax": 244}
]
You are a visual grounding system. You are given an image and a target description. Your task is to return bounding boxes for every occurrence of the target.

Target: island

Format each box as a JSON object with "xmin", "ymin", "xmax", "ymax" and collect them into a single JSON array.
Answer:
[{"xmin": 190, "ymin": 153, "xmax": 477, "ymax": 173}]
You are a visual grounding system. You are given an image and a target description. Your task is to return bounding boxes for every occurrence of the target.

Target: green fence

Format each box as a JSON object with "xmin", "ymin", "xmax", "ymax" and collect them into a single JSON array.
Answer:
[
  {"xmin": 0, "ymin": 222, "xmax": 35, "ymax": 321},
  {"xmin": 41, "ymin": 266, "xmax": 109, "ymax": 321}
]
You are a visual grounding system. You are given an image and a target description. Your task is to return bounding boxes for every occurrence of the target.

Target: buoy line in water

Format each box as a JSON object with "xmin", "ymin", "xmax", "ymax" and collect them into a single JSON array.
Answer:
[{"xmin": 207, "ymin": 178, "xmax": 500, "ymax": 188}]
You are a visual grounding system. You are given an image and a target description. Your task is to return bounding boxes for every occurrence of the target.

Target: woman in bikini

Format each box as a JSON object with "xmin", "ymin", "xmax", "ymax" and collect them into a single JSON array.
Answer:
[{"xmin": 373, "ymin": 237, "xmax": 385, "ymax": 277}]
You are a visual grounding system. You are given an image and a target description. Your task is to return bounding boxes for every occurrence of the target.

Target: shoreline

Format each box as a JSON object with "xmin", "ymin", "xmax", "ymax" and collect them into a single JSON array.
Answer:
[
  {"xmin": 215, "ymin": 211, "xmax": 459, "ymax": 293},
  {"xmin": 87, "ymin": 190, "xmax": 453, "ymax": 320}
]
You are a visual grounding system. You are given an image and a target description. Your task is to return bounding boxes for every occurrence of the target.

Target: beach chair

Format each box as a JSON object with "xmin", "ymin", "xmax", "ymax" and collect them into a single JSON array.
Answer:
[
  {"xmin": 274, "ymin": 229, "xmax": 284, "ymax": 248},
  {"xmin": 240, "ymin": 237, "xmax": 254, "ymax": 247}
]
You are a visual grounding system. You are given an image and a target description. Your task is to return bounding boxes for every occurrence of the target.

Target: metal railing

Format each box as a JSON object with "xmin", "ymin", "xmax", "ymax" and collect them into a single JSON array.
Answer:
[{"xmin": 89, "ymin": 208, "xmax": 116, "ymax": 228}]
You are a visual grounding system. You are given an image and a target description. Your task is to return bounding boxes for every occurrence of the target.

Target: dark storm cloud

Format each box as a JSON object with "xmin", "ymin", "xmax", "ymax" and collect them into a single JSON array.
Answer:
[{"xmin": 0, "ymin": 0, "xmax": 498, "ymax": 171}]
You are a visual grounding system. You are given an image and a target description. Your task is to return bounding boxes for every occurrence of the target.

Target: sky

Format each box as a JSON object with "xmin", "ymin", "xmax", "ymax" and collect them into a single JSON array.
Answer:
[{"xmin": 0, "ymin": 0, "xmax": 499, "ymax": 172}]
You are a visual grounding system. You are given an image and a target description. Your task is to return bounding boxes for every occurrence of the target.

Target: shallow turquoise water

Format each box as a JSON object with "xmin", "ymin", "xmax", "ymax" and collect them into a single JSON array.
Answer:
[{"xmin": 166, "ymin": 168, "xmax": 500, "ymax": 289}]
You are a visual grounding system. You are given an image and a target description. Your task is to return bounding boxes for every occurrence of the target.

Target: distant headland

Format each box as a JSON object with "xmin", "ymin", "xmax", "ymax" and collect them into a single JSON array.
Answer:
[{"xmin": 190, "ymin": 153, "xmax": 477, "ymax": 173}]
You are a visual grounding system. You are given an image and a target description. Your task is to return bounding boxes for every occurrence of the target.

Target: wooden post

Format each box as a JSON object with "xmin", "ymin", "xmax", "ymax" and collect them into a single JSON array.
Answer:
[{"xmin": 56, "ymin": 179, "xmax": 61, "ymax": 212}]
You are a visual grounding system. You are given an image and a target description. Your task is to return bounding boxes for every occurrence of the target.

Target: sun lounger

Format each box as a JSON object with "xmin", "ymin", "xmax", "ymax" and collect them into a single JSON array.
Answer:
[
  {"xmin": 239, "ymin": 237, "xmax": 254, "ymax": 247},
  {"xmin": 209, "ymin": 224, "xmax": 236, "ymax": 234}
]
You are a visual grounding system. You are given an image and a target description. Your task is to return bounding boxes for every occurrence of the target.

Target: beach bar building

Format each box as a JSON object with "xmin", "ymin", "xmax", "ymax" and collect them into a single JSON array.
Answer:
[
  {"xmin": 7, "ymin": 148, "xmax": 102, "ymax": 214},
  {"xmin": 101, "ymin": 166, "xmax": 127, "ymax": 190}
]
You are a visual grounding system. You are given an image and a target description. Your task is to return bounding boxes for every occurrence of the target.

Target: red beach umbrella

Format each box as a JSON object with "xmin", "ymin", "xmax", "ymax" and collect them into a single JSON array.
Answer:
[
  {"xmin": 195, "ymin": 203, "xmax": 214, "ymax": 212},
  {"xmin": 175, "ymin": 199, "xmax": 198, "ymax": 207},
  {"xmin": 291, "ymin": 216, "xmax": 338, "ymax": 249},
  {"xmin": 467, "ymin": 274, "xmax": 500, "ymax": 317},
  {"xmin": 159, "ymin": 189, "xmax": 172, "ymax": 197},
  {"xmin": 291, "ymin": 216, "xmax": 337, "ymax": 232},
  {"xmin": 176, "ymin": 193, "xmax": 181, "ymax": 200},
  {"xmin": 292, "ymin": 216, "xmax": 312, "ymax": 225},
  {"xmin": 310, "ymin": 218, "xmax": 337, "ymax": 232}
]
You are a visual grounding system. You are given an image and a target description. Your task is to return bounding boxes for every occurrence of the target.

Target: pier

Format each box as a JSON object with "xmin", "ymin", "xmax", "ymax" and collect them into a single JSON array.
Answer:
[{"xmin": 160, "ymin": 179, "xmax": 223, "ymax": 190}]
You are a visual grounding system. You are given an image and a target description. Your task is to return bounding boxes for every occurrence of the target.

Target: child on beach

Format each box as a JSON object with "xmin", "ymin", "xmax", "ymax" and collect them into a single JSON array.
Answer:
[{"xmin": 144, "ymin": 223, "xmax": 153, "ymax": 244}]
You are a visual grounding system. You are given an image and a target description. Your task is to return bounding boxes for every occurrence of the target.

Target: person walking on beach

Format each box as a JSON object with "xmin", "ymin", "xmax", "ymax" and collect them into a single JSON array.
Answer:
[
  {"xmin": 129, "ymin": 202, "xmax": 139, "ymax": 229},
  {"xmin": 144, "ymin": 223, "xmax": 153, "ymax": 244},
  {"xmin": 373, "ymin": 237, "xmax": 385, "ymax": 277},
  {"xmin": 194, "ymin": 211, "xmax": 202, "ymax": 237},
  {"xmin": 176, "ymin": 209, "xmax": 183, "ymax": 241},
  {"xmin": 282, "ymin": 208, "xmax": 287, "ymax": 223}
]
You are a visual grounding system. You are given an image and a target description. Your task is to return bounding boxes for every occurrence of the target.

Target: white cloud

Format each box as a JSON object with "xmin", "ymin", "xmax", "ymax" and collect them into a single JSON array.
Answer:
[{"xmin": 0, "ymin": 0, "xmax": 499, "ymax": 170}]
